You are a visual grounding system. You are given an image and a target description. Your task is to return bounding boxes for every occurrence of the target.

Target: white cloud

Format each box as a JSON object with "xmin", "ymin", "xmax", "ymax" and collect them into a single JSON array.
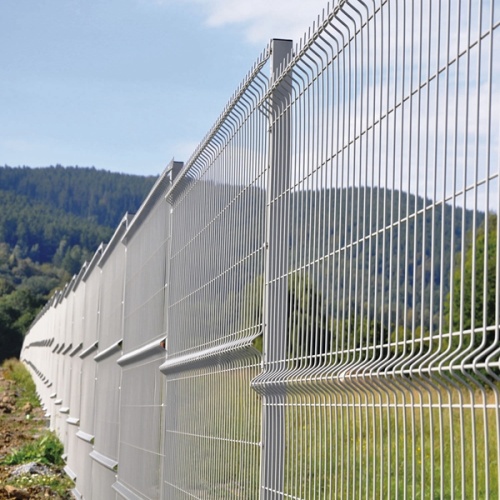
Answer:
[{"xmin": 167, "ymin": 0, "xmax": 330, "ymax": 44}]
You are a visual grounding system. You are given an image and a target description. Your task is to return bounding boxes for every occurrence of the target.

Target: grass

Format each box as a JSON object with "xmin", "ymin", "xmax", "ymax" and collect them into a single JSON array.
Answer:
[
  {"xmin": 282, "ymin": 379, "xmax": 500, "ymax": 499},
  {"xmin": 0, "ymin": 358, "xmax": 73, "ymax": 498},
  {"xmin": 2, "ymin": 431, "xmax": 65, "ymax": 467},
  {"xmin": 2, "ymin": 357, "xmax": 40, "ymax": 409},
  {"xmin": 163, "ymin": 360, "xmax": 262, "ymax": 499},
  {"xmin": 4, "ymin": 359, "xmax": 497, "ymax": 497},
  {"xmin": 162, "ymin": 361, "xmax": 500, "ymax": 498},
  {"xmin": 4, "ymin": 473, "xmax": 74, "ymax": 497}
]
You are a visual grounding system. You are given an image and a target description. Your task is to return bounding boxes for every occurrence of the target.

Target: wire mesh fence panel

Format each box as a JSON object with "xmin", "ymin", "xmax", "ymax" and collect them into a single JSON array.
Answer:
[
  {"xmin": 51, "ymin": 292, "xmax": 68, "ymax": 434},
  {"xmin": 79, "ymin": 247, "xmax": 104, "ymax": 437},
  {"xmin": 56, "ymin": 280, "xmax": 77, "ymax": 447},
  {"xmin": 76, "ymin": 248, "xmax": 103, "ymax": 500},
  {"xmin": 19, "ymin": 0, "xmax": 500, "ymax": 498},
  {"xmin": 161, "ymin": 48, "xmax": 271, "ymax": 499},
  {"xmin": 122, "ymin": 170, "xmax": 174, "ymax": 353},
  {"xmin": 64, "ymin": 271, "xmax": 86, "ymax": 484},
  {"xmin": 162, "ymin": 362, "xmax": 262, "ymax": 499},
  {"xmin": 92, "ymin": 221, "xmax": 128, "ymax": 491},
  {"xmin": 115, "ymin": 169, "xmax": 175, "ymax": 499},
  {"xmin": 256, "ymin": 0, "xmax": 500, "ymax": 498},
  {"xmin": 117, "ymin": 355, "xmax": 166, "ymax": 499}
]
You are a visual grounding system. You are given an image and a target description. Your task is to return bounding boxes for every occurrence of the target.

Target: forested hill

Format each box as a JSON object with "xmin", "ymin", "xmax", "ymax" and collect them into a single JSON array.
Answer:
[
  {"xmin": 0, "ymin": 165, "xmax": 157, "ymax": 228},
  {"xmin": 0, "ymin": 165, "xmax": 157, "ymax": 361}
]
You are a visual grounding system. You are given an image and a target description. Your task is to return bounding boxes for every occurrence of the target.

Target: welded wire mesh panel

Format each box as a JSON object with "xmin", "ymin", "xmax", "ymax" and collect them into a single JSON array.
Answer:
[
  {"xmin": 97, "ymin": 241, "xmax": 126, "ymax": 350},
  {"xmin": 21, "ymin": 307, "xmax": 54, "ymax": 407},
  {"xmin": 116, "ymin": 175, "xmax": 172, "ymax": 499},
  {"xmin": 51, "ymin": 296, "xmax": 68, "ymax": 432},
  {"xmin": 259, "ymin": 0, "xmax": 500, "ymax": 498},
  {"xmin": 79, "ymin": 259, "xmax": 101, "ymax": 435},
  {"xmin": 76, "ymin": 255, "xmax": 102, "ymax": 500},
  {"xmin": 90, "ymin": 235, "xmax": 126, "ymax": 497},
  {"xmin": 117, "ymin": 354, "xmax": 165, "ymax": 499},
  {"xmin": 162, "ymin": 50, "xmax": 270, "ymax": 498},
  {"xmin": 65, "ymin": 279, "xmax": 86, "ymax": 483},
  {"xmin": 123, "ymin": 189, "xmax": 169, "ymax": 352},
  {"xmin": 163, "ymin": 362, "xmax": 262, "ymax": 499},
  {"xmin": 68, "ymin": 280, "xmax": 85, "ymax": 419},
  {"xmin": 94, "ymin": 237, "xmax": 127, "ymax": 464},
  {"xmin": 55, "ymin": 285, "xmax": 75, "ymax": 445}
]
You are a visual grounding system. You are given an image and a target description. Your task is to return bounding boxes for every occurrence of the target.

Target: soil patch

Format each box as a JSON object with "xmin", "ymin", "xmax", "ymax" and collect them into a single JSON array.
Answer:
[{"xmin": 0, "ymin": 364, "xmax": 72, "ymax": 499}]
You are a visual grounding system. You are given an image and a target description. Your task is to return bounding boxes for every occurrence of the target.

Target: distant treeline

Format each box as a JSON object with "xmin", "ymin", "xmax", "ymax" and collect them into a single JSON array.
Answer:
[
  {"xmin": 0, "ymin": 165, "xmax": 157, "ymax": 362},
  {"xmin": 0, "ymin": 165, "xmax": 157, "ymax": 228}
]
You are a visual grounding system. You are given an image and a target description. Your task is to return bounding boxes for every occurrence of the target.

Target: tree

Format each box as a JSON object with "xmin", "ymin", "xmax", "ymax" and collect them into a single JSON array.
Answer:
[
  {"xmin": 449, "ymin": 214, "xmax": 497, "ymax": 332},
  {"xmin": 241, "ymin": 272, "xmax": 332, "ymax": 364},
  {"xmin": 444, "ymin": 214, "xmax": 498, "ymax": 379}
]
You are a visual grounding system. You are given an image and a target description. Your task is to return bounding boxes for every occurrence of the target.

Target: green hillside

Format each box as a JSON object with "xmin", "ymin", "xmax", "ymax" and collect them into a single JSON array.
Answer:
[
  {"xmin": 0, "ymin": 165, "xmax": 157, "ymax": 228},
  {"xmin": 170, "ymin": 180, "xmax": 487, "ymax": 372},
  {"xmin": 0, "ymin": 165, "xmax": 157, "ymax": 362},
  {"xmin": 1, "ymin": 166, "xmax": 489, "ymax": 372}
]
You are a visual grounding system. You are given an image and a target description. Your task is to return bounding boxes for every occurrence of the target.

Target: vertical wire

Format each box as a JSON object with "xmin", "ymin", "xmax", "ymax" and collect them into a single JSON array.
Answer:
[
  {"xmin": 380, "ymin": 0, "xmax": 397, "ymax": 491},
  {"xmin": 303, "ymin": 58, "xmax": 312, "ymax": 498},
  {"xmin": 482, "ymin": 0, "xmax": 497, "ymax": 495},
  {"xmin": 397, "ymin": 1, "xmax": 418, "ymax": 495},
  {"xmin": 471, "ymin": 1, "xmax": 485, "ymax": 496},
  {"xmin": 430, "ymin": 0, "xmax": 447, "ymax": 494},
  {"xmin": 350, "ymin": 10, "xmax": 360, "ymax": 497},
  {"xmin": 322, "ymin": 32, "xmax": 333, "ymax": 497},
  {"xmin": 357, "ymin": 3, "xmax": 372, "ymax": 494},
  {"xmin": 418, "ymin": 0, "xmax": 435, "ymax": 494},
  {"xmin": 460, "ymin": 0, "xmax": 473, "ymax": 494},
  {"xmin": 339, "ymin": 16, "xmax": 350, "ymax": 498},
  {"xmin": 446, "ymin": 0, "xmax": 462, "ymax": 495},
  {"xmin": 311, "ymin": 45, "xmax": 322, "ymax": 500},
  {"xmin": 309, "ymin": 50, "xmax": 319, "ymax": 498},
  {"xmin": 372, "ymin": 2, "xmax": 384, "ymax": 493},
  {"xmin": 331, "ymin": 23, "xmax": 344, "ymax": 499},
  {"xmin": 496, "ymin": 115, "xmax": 500, "ymax": 500},
  {"xmin": 288, "ymin": 75, "xmax": 298, "ymax": 499},
  {"xmin": 354, "ymin": 6, "xmax": 366, "ymax": 497}
]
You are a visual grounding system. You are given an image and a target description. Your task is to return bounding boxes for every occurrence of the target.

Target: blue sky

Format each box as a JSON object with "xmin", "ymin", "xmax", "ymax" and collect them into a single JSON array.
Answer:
[{"xmin": 1, "ymin": 0, "xmax": 327, "ymax": 176}]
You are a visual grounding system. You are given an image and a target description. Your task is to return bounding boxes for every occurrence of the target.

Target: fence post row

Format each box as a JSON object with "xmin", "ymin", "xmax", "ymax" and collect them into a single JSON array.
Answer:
[{"xmin": 21, "ymin": 1, "xmax": 500, "ymax": 498}]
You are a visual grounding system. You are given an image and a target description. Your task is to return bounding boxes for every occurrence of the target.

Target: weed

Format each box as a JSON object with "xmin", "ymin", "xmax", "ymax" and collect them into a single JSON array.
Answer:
[
  {"xmin": 2, "ymin": 358, "xmax": 40, "ymax": 409},
  {"xmin": 5, "ymin": 473, "xmax": 74, "ymax": 497},
  {"xmin": 2, "ymin": 431, "xmax": 64, "ymax": 466}
]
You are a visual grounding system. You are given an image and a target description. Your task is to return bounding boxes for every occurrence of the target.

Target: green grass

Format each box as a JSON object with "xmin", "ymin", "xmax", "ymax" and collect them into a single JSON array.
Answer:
[
  {"xmin": 2, "ymin": 431, "xmax": 64, "ymax": 467},
  {"xmin": 282, "ymin": 380, "xmax": 500, "ymax": 499},
  {"xmin": 162, "ymin": 360, "xmax": 500, "ymax": 498},
  {"xmin": 164, "ymin": 361, "xmax": 261, "ymax": 499},
  {"xmin": 2, "ymin": 358, "xmax": 40, "ymax": 409},
  {"xmin": 0, "ymin": 359, "xmax": 73, "ymax": 497}
]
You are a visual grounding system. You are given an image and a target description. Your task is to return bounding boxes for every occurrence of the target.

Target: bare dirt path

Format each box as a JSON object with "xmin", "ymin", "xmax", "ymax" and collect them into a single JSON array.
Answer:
[{"xmin": 0, "ymin": 362, "xmax": 72, "ymax": 499}]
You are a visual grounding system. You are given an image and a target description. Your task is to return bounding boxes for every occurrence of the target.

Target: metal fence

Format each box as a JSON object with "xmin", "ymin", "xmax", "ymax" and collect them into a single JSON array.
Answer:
[{"xmin": 21, "ymin": 0, "xmax": 500, "ymax": 498}]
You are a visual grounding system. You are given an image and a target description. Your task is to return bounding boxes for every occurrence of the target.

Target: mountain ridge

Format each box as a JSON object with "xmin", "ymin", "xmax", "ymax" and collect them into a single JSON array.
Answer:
[{"xmin": 0, "ymin": 164, "xmax": 158, "ymax": 362}]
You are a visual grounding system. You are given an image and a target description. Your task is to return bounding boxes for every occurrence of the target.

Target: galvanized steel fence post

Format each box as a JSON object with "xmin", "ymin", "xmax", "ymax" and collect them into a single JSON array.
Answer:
[{"xmin": 261, "ymin": 38, "xmax": 293, "ymax": 500}]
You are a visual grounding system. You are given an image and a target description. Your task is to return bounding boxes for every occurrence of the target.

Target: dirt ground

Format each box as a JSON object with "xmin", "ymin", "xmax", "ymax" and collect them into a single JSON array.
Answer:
[{"xmin": 0, "ymin": 367, "xmax": 70, "ymax": 499}]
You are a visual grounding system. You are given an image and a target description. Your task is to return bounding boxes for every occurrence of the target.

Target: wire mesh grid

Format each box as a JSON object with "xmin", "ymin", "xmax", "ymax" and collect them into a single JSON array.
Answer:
[
  {"xmin": 259, "ymin": 0, "xmax": 500, "ymax": 498},
  {"xmin": 116, "ymin": 181, "xmax": 171, "ymax": 499},
  {"xmin": 19, "ymin": 0, "xmax": 500, "ymax": 498},
  {"xmin": 78, "ymin": 262, "xmax": 101, "ymax": 437},
  {"xmin": 93, "ymin": 240, "xmax": 126, "ymax": 465},
  {"xmin": 65, "ymin": 281, "xmax": 86, "ymax": 482},
  {"xmin": 162, "ymin": 50, "xmax": 271, "ymax": 499}
]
